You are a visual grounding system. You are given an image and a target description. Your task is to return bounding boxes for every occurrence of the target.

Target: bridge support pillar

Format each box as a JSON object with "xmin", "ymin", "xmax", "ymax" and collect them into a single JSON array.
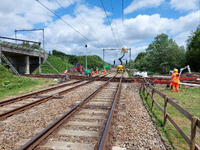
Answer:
[{"xmin": 25, "ymin": 55, "xmax": 30, "ymax": 74}]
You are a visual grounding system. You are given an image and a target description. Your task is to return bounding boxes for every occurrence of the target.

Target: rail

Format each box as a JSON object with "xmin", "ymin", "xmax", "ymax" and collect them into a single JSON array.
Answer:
[
  {"xmin": 19, "ymin": 74, "xmax": 119, "ymax": 150},
  {"xmin": 98, "ymin": 73, "xmax": 123, "ymax": 150},
  {"xmin": 140, "ymin": 78, "xmax": 200, "ymax": 150}
]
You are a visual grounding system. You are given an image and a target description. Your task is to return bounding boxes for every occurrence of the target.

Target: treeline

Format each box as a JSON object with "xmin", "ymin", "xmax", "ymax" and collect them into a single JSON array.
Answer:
[
  {"xmin": 52, "ymin": 50, "xmax": 104, "ymax": 70},
  {"xmin": 132, "ymin": 25, "xmax": 200, "ymax": 74}
]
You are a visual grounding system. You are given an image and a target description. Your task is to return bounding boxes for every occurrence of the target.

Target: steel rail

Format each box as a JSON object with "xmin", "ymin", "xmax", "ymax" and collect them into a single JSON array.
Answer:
[
  {"xmin": 0, "ymin": 73, "xmax": 109, "ymax": 107},
  {"xmin": 98, "ymin": 73, "xmax": 123, "ymax": 150},
  {"xmin": 0, "ymin": 74, "xmax": 108, "ymax": 121},
  {"xmin": 19, "ymin": 73, "xmax": 118, "ymax": 150},
  {"xmin": 0, "ymin": 80, "xmax": 81, "ymax": 106}
]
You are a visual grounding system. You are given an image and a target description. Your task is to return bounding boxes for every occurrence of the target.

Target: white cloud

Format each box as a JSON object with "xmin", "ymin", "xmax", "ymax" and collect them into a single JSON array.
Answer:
[
  {"xmin": 173, "ymin": 31, "xmax": 191, "ymax": 48},
  {"xmin": 124, "ymin": 0, "xmax": 165, "ymax": 14},
  {"xmin": 0, "ymin": 0, "xmax": 199, "ymax": 64},
  {"xmin": 169, "ymin": 11, "xmax": 199, "ymax": 35},
  {"xmin": 170, "ymin": 0, "xmax": 199, "ymax": 11}
]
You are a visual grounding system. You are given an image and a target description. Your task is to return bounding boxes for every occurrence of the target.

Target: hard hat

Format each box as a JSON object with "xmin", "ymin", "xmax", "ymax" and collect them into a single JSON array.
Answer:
[{"xmin": 174, "ymin": 69, "xmax": 178, "ymax": 72}]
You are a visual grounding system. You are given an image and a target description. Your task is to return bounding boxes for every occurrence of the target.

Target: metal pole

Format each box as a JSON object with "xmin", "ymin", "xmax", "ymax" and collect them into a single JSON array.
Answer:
[
  {"xmin": 39, "ymin": 42, "xmax": 41, "ymax": 74},
  {"xmin": 86, "ymin": 47, "xmax": 87, "ymax": 70},
  {"xmin": 43, "ymin": 29, "xmax": 45, "ymax": 61},
  {"xmin": 129, "ymin": 48, "xmax": 131, "ymax": 70},
  {"xmin": 85, "ymin": 44, "xmax": 87, "ymax": 70},
  {"xmin": 103, "ymin": 49, "xmax": 104, "ymax": 64},
  {"xmin": 15, "ymin": 30, "xmax": 17, "ymax": 44}
]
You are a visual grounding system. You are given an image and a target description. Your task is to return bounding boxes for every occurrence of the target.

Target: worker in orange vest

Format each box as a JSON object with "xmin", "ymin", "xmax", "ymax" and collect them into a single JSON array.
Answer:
[
  {"xmin": 91, "ymin": 68, "xmax": 93, "ymax": 76},
  {"xmin": 96, "ymin": 68, "xmax": 98, "ymax": 75},
  {"xmin": 171, "ymin": 69, "xmax": 180, "ymax": 92},
  {"xmin": 104, "ymin": 68, "xmax": 106, "ymax": 75}
]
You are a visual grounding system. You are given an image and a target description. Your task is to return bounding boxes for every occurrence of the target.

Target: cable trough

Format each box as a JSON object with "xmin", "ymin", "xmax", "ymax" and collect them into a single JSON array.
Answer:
[{"xmin": 18, "ymin": 73, "xmax": 123, "ymax": 150}]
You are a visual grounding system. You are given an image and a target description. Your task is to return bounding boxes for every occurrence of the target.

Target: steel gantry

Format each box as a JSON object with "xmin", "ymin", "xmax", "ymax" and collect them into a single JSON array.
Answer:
[{"xmin": 103, "ymin": 48, "xmax": 131, "ymax": 70}]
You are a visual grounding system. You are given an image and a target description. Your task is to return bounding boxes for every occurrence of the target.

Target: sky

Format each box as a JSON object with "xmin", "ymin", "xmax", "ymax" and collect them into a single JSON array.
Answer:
[{"xmin": 0, "ymin": 0, "xmax": 199, "ymax": 65}]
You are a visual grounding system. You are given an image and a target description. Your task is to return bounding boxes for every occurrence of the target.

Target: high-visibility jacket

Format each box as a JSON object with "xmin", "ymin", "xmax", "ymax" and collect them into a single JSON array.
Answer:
[
  {"xmin": 171, "ymin": 72, "xmax": 180, "ymax": 83},
  {"xmin": 104, "ymin": 69, "xmax": 106, "ymax": 74}
]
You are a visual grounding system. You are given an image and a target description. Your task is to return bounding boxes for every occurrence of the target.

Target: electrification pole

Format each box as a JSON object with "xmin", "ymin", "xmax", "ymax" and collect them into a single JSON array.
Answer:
[{"xmin": 85, "ymin": 44, "xmax": 87, "ymax": 70}]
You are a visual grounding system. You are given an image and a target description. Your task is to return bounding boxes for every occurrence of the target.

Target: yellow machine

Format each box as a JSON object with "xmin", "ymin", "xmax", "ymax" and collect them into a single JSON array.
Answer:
[{"xmin": 117, "ymin": 65, "xmax": 124, "ymax": 73}]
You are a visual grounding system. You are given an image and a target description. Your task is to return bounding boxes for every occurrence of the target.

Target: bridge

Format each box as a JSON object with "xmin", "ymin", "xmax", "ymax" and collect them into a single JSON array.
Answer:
[{"xmin": 0, "ymin": 36, "xmax": 48, "ymax": 74}]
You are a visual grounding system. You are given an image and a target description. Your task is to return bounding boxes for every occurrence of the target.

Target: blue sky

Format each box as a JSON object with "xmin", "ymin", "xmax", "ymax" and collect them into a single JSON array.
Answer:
[{"xmin": 0, "ymin": 0, "xmax": 199, "ymax": 65}]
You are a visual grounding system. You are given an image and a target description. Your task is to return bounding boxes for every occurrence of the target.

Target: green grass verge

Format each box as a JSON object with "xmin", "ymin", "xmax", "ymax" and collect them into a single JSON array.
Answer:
[
  {"xmin": 0, "ymin": 65, "xmax": 57, "ymax": 100},
  {"xmin": 34, "ymin": 55, "xmax": 73, "ymax": 74},
  {"xmin": 140, "ymin": 85, "xmax": 200, "ymax": 150}
]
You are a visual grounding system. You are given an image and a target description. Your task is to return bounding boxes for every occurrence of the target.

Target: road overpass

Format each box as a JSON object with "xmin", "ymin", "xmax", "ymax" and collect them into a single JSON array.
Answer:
[{"xmin": 0, "ymin": 36, "xmax": 48, "ymax": 74}]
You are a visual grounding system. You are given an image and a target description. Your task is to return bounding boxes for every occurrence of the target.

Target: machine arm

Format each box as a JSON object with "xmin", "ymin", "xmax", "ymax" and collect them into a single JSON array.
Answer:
[{"xmin": 118, "ymin": 53, "xmax": 125, "ymax": 65}]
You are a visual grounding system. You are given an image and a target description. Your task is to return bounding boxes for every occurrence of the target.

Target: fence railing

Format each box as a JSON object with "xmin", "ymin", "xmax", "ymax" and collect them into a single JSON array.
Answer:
[{"xmin": 140, "ymin": 78, "xmax": 200, "ymax": 150}]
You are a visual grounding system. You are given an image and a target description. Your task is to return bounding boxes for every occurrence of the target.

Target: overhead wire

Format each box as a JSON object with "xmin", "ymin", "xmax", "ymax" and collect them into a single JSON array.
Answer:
[
  {"xmin": 121, "ymin": 0, "xmax": 124, "ymax": 45},
  {"xmin": 36, "ymin": 0, "xmax": 102, "ymax": 50},
  {"xmin": 54, "ymin": 0, "xmax": 98, "ymax": 42},
  {"xmin": 100, "ymin": 0, "xmax": 120, "ymax": 49},
  {"xmin": 67, "ymin": 0, "xmax": 100, "ymax": 38},
  {"xmin": 66, "ymin": 0, "xmax": 110, "ymax": 49},
  {"xmin": 110, "ymin": 0, "xmax": 121, "ymax": 43},
  {"xmin": 110, "ymin": 0, "xmax": 121, "ymax": 56}
]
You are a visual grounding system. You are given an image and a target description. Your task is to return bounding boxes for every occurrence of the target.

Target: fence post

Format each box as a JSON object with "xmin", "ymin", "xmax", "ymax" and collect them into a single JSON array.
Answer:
[
  {"xmin": 164, "ymin": 95, "xmax": 168, "ymax": 126},
  {"xmin": 146, "ymin": 82, "xmax": 149, "ymax": 99},
  {"xmin": 190, "ymin": 116, "xmax": 197, "ymax": 150},
  {"xmin": 143, "ymin": 79, "xmax": 145, "ymax": 92},
  {"xmin": 151, "ymin": 88, "xmax": 154, "ymax": 109}
]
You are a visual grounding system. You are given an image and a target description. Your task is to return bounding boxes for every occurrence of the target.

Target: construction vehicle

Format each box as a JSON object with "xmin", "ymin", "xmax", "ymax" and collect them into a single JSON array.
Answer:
[
  {"xmin": 62, "ymin": 63, "xmax": 83, "ymax": 75},
  {"xmin": 179, "ymin": 65, "xmax": 192, "ymax": 76},
  {"xmin": 117, "ymin": 65, "xmax": 124, "ymax": 73},
  {"xmin": 169, "ymin": 65, "xmax": 192, "ymax": 76},
  {"xmin": 117, "ymin": 50, "xmax": 125, "ymax": 73}
]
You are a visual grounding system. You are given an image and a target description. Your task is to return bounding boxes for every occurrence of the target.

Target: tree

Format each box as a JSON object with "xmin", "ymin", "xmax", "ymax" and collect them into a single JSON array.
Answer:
[
  {"xmin": 134, "ymin": 52, "xmax": 147, "ymax": 62},
  {"xmin": 145, "ymin": 33, "xmax": 185, "ymax": 74},
  {"xmin": 186, "ymin": 25, "xmax": 200, "ymax": 72}
]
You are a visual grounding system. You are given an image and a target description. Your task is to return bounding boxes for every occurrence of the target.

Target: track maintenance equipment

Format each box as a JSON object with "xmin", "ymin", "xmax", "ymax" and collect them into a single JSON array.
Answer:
[{"xmin": 62, "ymin": 63, "xmax": 83, "ymax": 75}]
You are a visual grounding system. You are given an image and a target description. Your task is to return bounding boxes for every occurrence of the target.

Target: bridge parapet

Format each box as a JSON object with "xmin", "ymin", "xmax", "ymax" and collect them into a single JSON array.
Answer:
[{"xmin": 0, "ymin": 40, "xmax": 44, "ymax": 52}]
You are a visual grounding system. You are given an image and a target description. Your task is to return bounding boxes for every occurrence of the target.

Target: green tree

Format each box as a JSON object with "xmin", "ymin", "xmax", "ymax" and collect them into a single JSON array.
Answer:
[
  {"xmin": 186, "ymin": 26, "xmax": 200, "ymax": 72},
  {"xmin": 134, "ymin": 52, "xmax": 147, "ymax": 62},
  {"xmin": 145, "ymin": 33, "xmax": 185, "ymax": 74}
]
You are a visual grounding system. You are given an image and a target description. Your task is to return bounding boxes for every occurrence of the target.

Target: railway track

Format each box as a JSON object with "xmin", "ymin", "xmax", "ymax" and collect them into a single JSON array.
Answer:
[
  {"xmin": 17, "ymin": 73, "xmax": 122, "ymax": 150},
  {"xmin": 0, "ymin": 72, "xmax": 115, "ymax": 121}
]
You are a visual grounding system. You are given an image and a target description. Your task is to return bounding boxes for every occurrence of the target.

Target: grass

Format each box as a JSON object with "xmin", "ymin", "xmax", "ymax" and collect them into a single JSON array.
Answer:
[
  {"xmin": 34, "ymin": 55, "xmax": 73, "ymax": 74},
  {"xmin": 0, "ymin": 65, "xmax": 58, "ymax": 101},
  {"xmin": 140, "ymin": 84, "xmax": 200, "ymax": 150}
]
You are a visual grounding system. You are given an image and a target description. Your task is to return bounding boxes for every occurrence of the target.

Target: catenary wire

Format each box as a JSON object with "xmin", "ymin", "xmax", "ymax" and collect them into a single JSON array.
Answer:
[
  {"xmin": 100, "ymin": 0, "xmax": 120, "ymax": 49},
  {"xmin": 121, "ymin": 0, "xmax": 124, "ymax": 45},
  {"xmin": 56, "ymin": 0, "xmax": 110, "ymax": 49},
  {"xmin": 110, "ymin": 0, "xmax": 121, "ymax": 47},
  {"xmin": 54, "ymin": 0, "xmax": 99, "ymax": 42},
  {"xmin": 67, "ymin": 0, "xmax": 100, "ymax": 39},
  {"xmin": 36, "ymin": 0, "xmax": 102, "ymax": 50}
]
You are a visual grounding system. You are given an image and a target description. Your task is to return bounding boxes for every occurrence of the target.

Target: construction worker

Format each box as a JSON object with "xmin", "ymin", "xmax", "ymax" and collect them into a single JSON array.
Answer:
[
  {"xmin": 171, "ymin": 69, "xmax": 180, "ymax": 92},
  {"xmin": 91, "ymin": 68, "xmax": 93, "ymax": 76},
  {"xmin": 104, "ymin": 68, "xmax": 106, "ymax": 75},
  {"xmin": 96, "ymin": 68, "xmax": 98, "ymax": 75}
]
